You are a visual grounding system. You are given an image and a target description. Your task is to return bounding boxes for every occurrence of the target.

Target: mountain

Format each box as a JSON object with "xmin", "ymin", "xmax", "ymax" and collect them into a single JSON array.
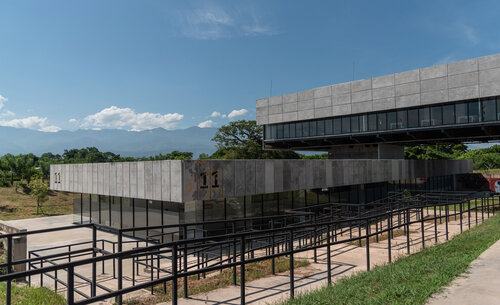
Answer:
[{"xmin": 0, "ymin": 126, "xmax": 218, "ymax": 158}]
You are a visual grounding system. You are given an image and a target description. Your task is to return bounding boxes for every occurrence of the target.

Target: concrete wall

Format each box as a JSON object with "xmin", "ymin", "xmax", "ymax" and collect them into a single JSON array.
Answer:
[
  {"xmin": 51, "ymin": 159, "xmax": 472, "ymax": 203},
  {"xmin": 256, "ymin": 53, "xmax": 500, "ymax": 125}
]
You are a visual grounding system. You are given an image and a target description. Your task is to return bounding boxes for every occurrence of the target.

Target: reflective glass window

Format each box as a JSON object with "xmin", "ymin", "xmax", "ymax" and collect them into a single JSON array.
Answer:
[
  {"xmin": 419, "ymin": 107, "xmax": 430, "ymax": 127},
  {"xmin": 263, "ymin": 193, "xmax": 278, "ymax": 216},
  {"xmin": 91, "ymin": 194, "xmax": 99, "ymax": 224},
  {"xmin": 318, "ymin": 188, "xmax": 329, "ymax": 204},
  {"xmin": 293, "ymin": 190, "xmax": 306, "ymax": 209},
  {"xmin": 387, "ymin": 111, "xmax": 397, "ymax": 130},
  {"xmin": 368, "ymin": 114, "xmax": 377, "ymax": 131},
  {"xmin": 397, "ymin": 110, "xmax": 407, "ymax": 129},
  {"xmin": 482, "ymin": 99, "xmax": 496, "ymax": 122},
  {"xmin": 271, "ymin": 125, "xmax": 277, "ymax": 139},
  {"xmin": 431, "ymin": 106, "xmax": 442, "ymax": 126},
  {"xmin": 121, "ymin": 198, "xmax": 132, "ymax": 229},
  {"xmin": 309, "ymin": 120, "xmax": 317, "ymax": 136},
  {"xmin": 226, "ymin": 197, "xmax": 244, "ymax": 218},
  {"xmin": 279, "ymin": 192, "xmax": 293, "ymax": 212},
  {"xmin": 277, "ymin": 124, "xmax": 284, "ymax": 139},
  {"xmin": 204, "ymin": 199, "xmax": 225, "ymax": 221},
  {"xmin": 351, "ymin": 116, "xmax": 360, "ymax": 133},
  {"xmin": 325, "ymin": 119, "xmax": 333, "ymax": 135},
  {"xmin": 82, "ymin": 194, "xmax": 90, "ymax": 223},
  {"xmin": 296, "ymin": 122, "xmax": 302, "ymax": 137},
  {"xmin": 245, "ymin": 195, "xmax": 262, "ymax": 217},
  {"xmin": 341, "ymin": 117, "xmax": 350, "ymax": 133},
  {"xmin": 468, "ymin": 101, "xmax": 481, "ymax": 123},
  {"xmin": 100, "ymin": 195, "xmax": 110, "ymax": 226},
  {"xmin": 442, "ymin": 104, "xmax": 455, "ymax": 125},
  {"xmin": 306, "ymin": 189, "xmax": 318, "ymax": 206},
  {"xmin": 265, "ymin": 125, "xmax": 271, "ymax": 139},
  {"xmin": 302, "ymin": 121, "xmax": 310, "ymax": 137},
  {"xmin": 359, "ymin": 115, "xmax": 367, "ymax": 132},
  {"xmin": 317, "ymin": 120, "xmax": 325, "ymax": 136},
  {"xmin": 377, "ymin": 113, "xmax": 387, "ymax": 130},
  {"xmin": 283, "ymin": 124, "xmax": 289, "ymax": 138},
  {"xmin": 134, "ymin": 199, "xmax": 147, "ymax": 238},
  {"xmin": 333, "ymin": 118, "xmax": 342, "ymax": 134},
  {"xmin": 408, "ymin": 109, "xmax": 419, "ymax": 128},
  {"xmin": 289, "ymin": 123, "xmax": 296, "ymax": 138},
  {"xmin": 497, "ymin": 99, "xmax": 500, "ymax": 120},
  {"xmin": 73, "ymin": 194, "xmax": 82, "ymax": 224},
  {"xmin": 456, "ymin": 103, "xmax": 468, "ymax": 124}
]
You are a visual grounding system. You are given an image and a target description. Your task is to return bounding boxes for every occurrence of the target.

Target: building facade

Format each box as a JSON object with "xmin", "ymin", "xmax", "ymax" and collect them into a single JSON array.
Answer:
[{"xmin": 50, "ymin": 53, "xmax": 500, "ymax": 239}]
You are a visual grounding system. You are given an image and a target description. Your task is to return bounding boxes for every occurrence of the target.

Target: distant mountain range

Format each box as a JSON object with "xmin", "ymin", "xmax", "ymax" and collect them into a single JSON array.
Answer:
[{"xmin": 0, "ymin": 126, "xmax": 218, "ymax": 158}]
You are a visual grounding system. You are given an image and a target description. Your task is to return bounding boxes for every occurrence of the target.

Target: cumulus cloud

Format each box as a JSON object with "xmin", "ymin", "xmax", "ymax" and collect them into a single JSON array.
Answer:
[
  {"xmin": 81, "ymin": 106, "xmax": 184, "ymax": 131},
  {"xmin": 0, "ymin": 116, "xmax": 61, "ymax": 132},
  {"xmin": 198, "ymin": 120, "xmax": 215, "ymax": 128},
  {"xmin": 175, "ymin": 3, "xmax": 277, "ymax": 40},
  {"xmin": 0, "ymin": 94, "xmax": 7, "ymax": 110},
  {"xmin": 227, "ymin": 108, "xmax": 248, "ymax": 119},
  {"xmin": 0, "ymin": 110, "xmax": 15, "ymax": 117},
  {"xmin": 210, "ymin": 111, "xmax": 221, "ymax": 117},
  {"xmin": 69, "ymin": 118, "xmax": 78, "ymax": 124}
]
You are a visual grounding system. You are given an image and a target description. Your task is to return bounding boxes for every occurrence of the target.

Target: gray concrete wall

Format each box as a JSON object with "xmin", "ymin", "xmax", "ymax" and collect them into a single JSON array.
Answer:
[
  {"xmin": 256, "ymin": 53, "xmax": 500, "ymax": 125},
  {"xmin": 51, "ymin": 159, "xmax": 472, "ymax": 203}
]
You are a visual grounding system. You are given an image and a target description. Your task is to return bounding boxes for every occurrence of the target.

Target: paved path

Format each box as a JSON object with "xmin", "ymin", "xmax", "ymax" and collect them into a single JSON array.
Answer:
[{"xmin": 427, "ymin": 239, "xmax": 500, "ymax": 305}]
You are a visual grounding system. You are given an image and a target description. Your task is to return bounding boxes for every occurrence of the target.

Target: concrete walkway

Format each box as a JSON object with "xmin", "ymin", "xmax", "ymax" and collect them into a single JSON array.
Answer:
[{"xmin": 427, "ymin": 239, "xmax": 500, "ymax": 305}]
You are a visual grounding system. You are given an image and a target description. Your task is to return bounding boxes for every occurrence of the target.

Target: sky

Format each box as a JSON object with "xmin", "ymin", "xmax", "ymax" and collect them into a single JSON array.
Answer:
[{"xmin": 0, "ymin": 0, "xmax": 499, "ymax": 133}]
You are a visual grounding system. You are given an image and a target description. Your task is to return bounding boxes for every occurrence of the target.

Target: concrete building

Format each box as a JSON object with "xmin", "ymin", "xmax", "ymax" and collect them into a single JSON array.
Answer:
[{"xmin": 49, "ymin": 54, "xmax": 500, "ymax": 239}]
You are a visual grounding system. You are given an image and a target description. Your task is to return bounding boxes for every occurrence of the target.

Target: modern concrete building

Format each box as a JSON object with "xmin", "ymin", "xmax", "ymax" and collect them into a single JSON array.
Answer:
[{"xmin": 50, "ymin": 54, "xmax": 500, "ymax": 239}]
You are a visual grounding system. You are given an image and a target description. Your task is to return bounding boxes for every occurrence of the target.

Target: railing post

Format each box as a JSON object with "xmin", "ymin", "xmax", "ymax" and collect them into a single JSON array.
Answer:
[
  {"xmin": 445, "ymin": 204, "xmax": 449, "ymax": 241},
  {"xmin": 117, "ymin": 230, "xmax": 123, "ymax": 305},
  {"xmin": 460, "ymin": 200, "xmax": 463, "ymax": 233},
  {"xmin": 468, "ymin": 199, "xmax": 471, "ymax": 229},
  {"xmin": 327, "ymin": 224, "xmax": 332, "ymax": 286},
  {"xmin": 406, "ymin": 208, "xmax": 410, "ymax": 254},
  {"xmin": 183, "ymin": 226, "xmax": 188, "ymax": 299},
  {"xmin": 67, "ymin": 265, "xmax": 74, "ymax": 305},
  {"xmin": 420, "ymin": 207, "xmax": 425, "ymax": 248},
  {"xmin": 92, "ymin": 225, "xmax": 97, "ymax": 297},
  {"xmin": 434, "ymin": 205, "xmax": 438, "ymax": 243},
  {"xmin": 6, "ymin": 235, "xmax": 12, "ymax": 305},
  {"xmin": 289, "ymin": 228, "xmax": 294, "ymax": 299},
  {"xmin": 387, "ymin": 212, "xmax": 391, "ymax": 263},
  {"xmin": 366, "ymin": 219, "xmax": 370, "ymax": 271},
  {"xmin": 313, "ymin": 224, "xmax": 317, "ymax": 264},
  {"xmin": 240, "ymin": 235, "xmax": 246, "ymax": 305},
  {"xmin": 172, "ymin": 243, "xmax": 178, "ymax": 305},
  {"xmin": 271, "ymin": 222, "xmax": 275, "ymax": 275}
]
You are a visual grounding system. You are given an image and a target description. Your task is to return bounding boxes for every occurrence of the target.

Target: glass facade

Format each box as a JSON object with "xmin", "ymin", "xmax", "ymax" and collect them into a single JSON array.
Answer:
[
  {"xmin": 264, "ymin": 97, "xmax": 500, "ymax": 140},
  {"xmin": 72, "ymin": 175, "xmax": 454, "ymax": 240}
]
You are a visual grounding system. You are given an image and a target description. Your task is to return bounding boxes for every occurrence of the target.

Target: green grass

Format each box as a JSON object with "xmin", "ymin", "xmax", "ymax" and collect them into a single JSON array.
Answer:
[
  {"xmin": 0, "ymin": 282, "xmax": 65, "ymax": 305},
  {"xmin": 279, "ymin": 214, "xmax": 500, "ymax": 305},
  {"xmin": 473, "ymin": 168, "xmax": 500, "ymax": 174}
]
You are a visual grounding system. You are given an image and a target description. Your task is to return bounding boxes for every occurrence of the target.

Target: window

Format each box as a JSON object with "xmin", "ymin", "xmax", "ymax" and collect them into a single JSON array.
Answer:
[
  {"xmin": 396, "ymin": 110, "xmax": 407, "ymax": 129},
  {"xmin": 419, "ymin": 107, "xmax": 430, "ymax": 127},
  {"xmin": 309, "ymin": 120, "xmax": 317, "ymax": 136},
  {"xmin": 264, "ymin": 193, "xmax": 278, "ymax": 216},
  {"xmin": 325, "ymin": 119, "xmax": 333, "ymax": 135},
  {"xmin": 482, "ymin": 99, "xmax": 497, "ymax": 122},
  {"xmin": 442, "ymin": 104, "xmax": 455, "ymax": 125},
  {"xmin": 277, "ymin": 124, "xmax": 284, "ymax": 138},
  {"xmin": 497, "ymin": 99, "xmax": 500, "ymax": 120},
  {"xmin": 289, "ymin": 123, "xmax": 296, "ymax": 138},
  {"xmin": 246, "ymin": 195, "xmax": 262, "ymax": 217},
  {"xmin": 377, "ymin": 113, "xmax": 387, "ymax": 130},
  {"xmin": 317, "ymin": 120, "xmax": 325, "ymax": 136},
  {"xmin": 333, "ymin": 118, "xmax": 342, "ymax": 134},
  {"xmin": 431, "ymin": 106, "xmax": 442, "ymax": 126},
  {"xmin": 271, "ymin": 125, "xmax": 277, "ymax": 139},
  {"xmin": 296, "ymin": 122, "xmax": 302, "ymax": 137},
  {"xmin": 306, "ymin": 189, "xmax": 318, "ymax": 206},
  {"xmin": 302, "ymin": 121, "xmax": 310, "ymax": 137},
  {"xmin": 265, "ymin": 125, "xmax": 271, "ymax": 139},
  {"xmin": 468, "ymin": 101, "xmax": 481, "ymax": 123},
  {"xmin": 387, "ymin": 111, "xmax": 397, "ymax": 129},
  {"xmin": 456, "ymin": 103, "xmax": 468, "ymax": 124},
  {"xmin": 351, "ymin": 115, "xmax": 359, "ymax": 133},
  {"xmin": 408, "ymin": 109, "xmax": 419, "ymax": 128},
  {"xmin": 368, "ymin": 114, "xmax": 377, "ymax": 131},
  {"xmin": 283, "ymin": 124, "xmax": 289, "ymax": 138},
  {"xmin": 359, "ymin": 115, "xmax": 368, "ymax": 132},
  {"xmin": 341, "ymin": 116, "xmax": 350, "ymax": 133}
]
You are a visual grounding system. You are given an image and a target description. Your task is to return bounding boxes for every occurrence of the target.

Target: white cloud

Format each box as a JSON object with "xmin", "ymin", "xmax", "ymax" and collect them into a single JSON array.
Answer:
[
  {"xmin": 175, "ymin": 3, "xmax": 277, "ymax": 40},
  {"xmin": 462, "ymin": 24, "xmax": 479, "ymax": 45},
  {"xmin": 222, "ymin": 114, "xmax": 227, "ymax": 118},
  {"xmin": 227, "ymin": 108, "xmax": 248, "ymax": 119},
  {"xmin": 0, "ymin": 110, "xmax": 15, "ymax": 117},
  {"xmin": 0, "ymin": 94, "xmax": 7, "ymax": 110},
  {"xmin": 198, "ymin": 120, "xmax": 215, "ymax": 128},
  {"xmin": 210, "ymin": 111, "xmax": 221, "ymax": 117},
  {"xmin": 81, "ymin": 106, "xmax": 184, "ymax": 131},
  {"xmin": 69, "ymin": 118, "xmax": 78, "ymax": 124},
  {"xmin": 0, "ymin": 116, "xmax": 61, "ymax": 132}
]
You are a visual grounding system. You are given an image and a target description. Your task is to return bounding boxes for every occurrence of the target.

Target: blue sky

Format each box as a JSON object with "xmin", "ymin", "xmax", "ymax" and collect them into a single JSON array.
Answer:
[{"xmin": 0, "ymin": 0, "xmax": 499, "ymax": 132}]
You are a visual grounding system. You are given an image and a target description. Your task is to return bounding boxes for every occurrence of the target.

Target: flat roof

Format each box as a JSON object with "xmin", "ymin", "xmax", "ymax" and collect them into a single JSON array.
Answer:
[{"xmin": 256, "ymin": 53, "xmax": 500, "ymax": 125}]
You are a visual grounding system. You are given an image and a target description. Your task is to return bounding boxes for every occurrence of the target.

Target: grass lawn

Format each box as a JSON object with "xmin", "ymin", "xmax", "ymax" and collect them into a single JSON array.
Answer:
[
  {"xmin": 473, "ymin": 168, "xmax": 500, "ymax": 174},
  {"xmin": 0, "ymin": 282, "xmax": 65, "ymax": 305},
  {"xmin": 0, "ymin": 186, "xmax": 74, "ymax": 221},
  {"xmin": 125, "ymin": 257, "xmax": 310, "ymax": 305},
  {"xmin": 279, "ymin": 214, "xmax": 500, "ymax": 305}
]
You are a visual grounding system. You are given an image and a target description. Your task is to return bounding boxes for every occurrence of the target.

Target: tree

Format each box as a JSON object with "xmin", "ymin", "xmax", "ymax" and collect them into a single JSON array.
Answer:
[
  {"xmin": 405, "ymin": 144, "xmax": 467, "ymax": 160},
  {"xmin": 28, "ymin": 178, "xmax": 49, "ymax": 214},
  {"xmin": 210, "ymin": 120, "xmax": 300, "ymax": 159}
]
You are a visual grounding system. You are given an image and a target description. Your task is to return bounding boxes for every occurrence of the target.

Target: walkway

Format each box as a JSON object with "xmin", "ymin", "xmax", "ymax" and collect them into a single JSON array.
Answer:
[{"xmin": 427, "ymin": 239, "xmax": 500, "ymax": 305}]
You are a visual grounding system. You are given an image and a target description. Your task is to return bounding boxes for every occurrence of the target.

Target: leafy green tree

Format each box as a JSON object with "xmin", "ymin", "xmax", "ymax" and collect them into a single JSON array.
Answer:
[
  {"xmin": 28, "ymin": 177, "xmax": 49, "ymax": 214},
  {"xmin": 405, "ymin": 144, "xmax": 467, "ymax": 160},
  {"xmin": 210, "ymin": 120, "xmax": 300, "ymax": 159}
]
